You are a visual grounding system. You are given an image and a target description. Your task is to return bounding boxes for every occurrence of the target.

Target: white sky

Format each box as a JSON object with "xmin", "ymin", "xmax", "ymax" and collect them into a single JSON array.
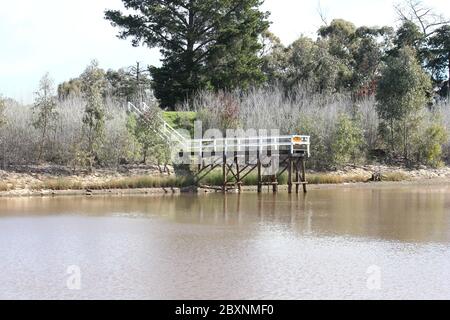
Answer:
[{"xmin": 1, "ymin": 0, "xmax": 449, "ymax": 103}]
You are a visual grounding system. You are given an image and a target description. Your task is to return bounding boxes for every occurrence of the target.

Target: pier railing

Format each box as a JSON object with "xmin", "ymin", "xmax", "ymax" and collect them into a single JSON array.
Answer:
[
  {"xmin": 127, "ymin": 102, "xmax": 310, "ymax": 157},
  {"xmin": 127, "ymin": 102, "xmax": 311, "ymax": 193}
]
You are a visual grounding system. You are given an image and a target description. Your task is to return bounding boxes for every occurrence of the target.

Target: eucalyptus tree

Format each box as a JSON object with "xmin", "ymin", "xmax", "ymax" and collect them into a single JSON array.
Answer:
[
  {"xmin": 32, "ymin": 73, "xmax": 59, "ymax": 162},
  {"xmin": 376, "ymin": 46, "xmax": 432, "ymax": 159},
  {"xmin": 80, "ymin": 60, "xmax": 107, "ymax": 169}
]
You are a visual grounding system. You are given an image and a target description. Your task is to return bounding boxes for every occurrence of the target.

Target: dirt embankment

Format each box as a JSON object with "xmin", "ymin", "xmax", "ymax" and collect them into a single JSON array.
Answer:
[
  {"xmin": 1, "ymin": 164, "xmax": 450, "ymax": 198},
  {"xmin": 0, "ymin": 165, "xmax": 177, "ymax": 197},
  {"xmin": 324, "ymin": 164, "xmax": 450, "ymax": 180}
]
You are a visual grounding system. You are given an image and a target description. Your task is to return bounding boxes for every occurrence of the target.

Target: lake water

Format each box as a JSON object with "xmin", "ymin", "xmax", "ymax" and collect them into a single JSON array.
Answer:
[{"xmin": 1, "ymin": 185, "xmax": 450, "ymax": 300}]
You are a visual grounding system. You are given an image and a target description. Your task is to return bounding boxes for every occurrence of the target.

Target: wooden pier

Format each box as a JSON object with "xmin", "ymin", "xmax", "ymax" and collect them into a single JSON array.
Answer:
[
  {"xmin": 128, "ymin": 102, "xmax": 310, "ymax": 193},
  {"xmin": 189, "ymin": 136, "xmax": 310, "ymax": 194}
]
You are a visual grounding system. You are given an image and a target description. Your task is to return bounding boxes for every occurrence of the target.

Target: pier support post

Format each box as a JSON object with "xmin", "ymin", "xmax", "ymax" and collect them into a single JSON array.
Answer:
[
  {"xmin": 301, "ymin": 157, "xmax": 307, "ymax": 194},
  {"xmin": 295, "ymin": 159, "xmax": 300, "ymax": 194},
  {"xmin": 257, "ymin": 152, "xmax": 262, "ymax": 193},
  {"xmin": 288, "ymin": 157, "xmax": 293, "ymax": 194},
  {"xmin": 222, "ymin": 152, "xmax": 227, "ymax": 193},
  {"xmin": 235, "ymin": 156, "xmax": 241, "ymax": 193}
]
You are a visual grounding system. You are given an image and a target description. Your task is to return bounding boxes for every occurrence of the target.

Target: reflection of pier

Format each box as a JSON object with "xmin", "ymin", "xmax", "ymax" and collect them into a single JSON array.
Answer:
[{"xmin": 219, "ymin": 193, "xmax": 310, "ymax": 229}]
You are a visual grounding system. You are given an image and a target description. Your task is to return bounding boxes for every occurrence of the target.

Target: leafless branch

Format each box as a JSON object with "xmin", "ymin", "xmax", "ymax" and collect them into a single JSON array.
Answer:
[
  {"xmin": 394, "ymin": 0, "xmax": 450, "ymax": 37},
  {"xmin": 317, "ymin": 0, "xmax": 328, "ymax": 26}
]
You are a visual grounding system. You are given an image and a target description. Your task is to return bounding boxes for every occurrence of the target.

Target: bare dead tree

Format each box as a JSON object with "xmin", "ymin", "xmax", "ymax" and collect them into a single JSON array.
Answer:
[
  {"xmin": 394, "ymin": 0, "xmax": 450, "ymax": 38},
  {"xmin": 317, "ymin": 0, "xmax": 329, "ymax": 27}
]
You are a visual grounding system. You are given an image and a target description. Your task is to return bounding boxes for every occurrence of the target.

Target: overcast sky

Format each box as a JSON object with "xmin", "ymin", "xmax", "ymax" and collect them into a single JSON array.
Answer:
[{"xmin": 1, "ymin": 0, "xmax": 449, "ymax": 103}]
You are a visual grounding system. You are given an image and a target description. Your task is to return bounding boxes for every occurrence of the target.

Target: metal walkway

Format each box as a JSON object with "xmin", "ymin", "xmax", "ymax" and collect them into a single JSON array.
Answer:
[{"xmin": 128, "ymin": 102, "xmax": 311, "ymax": 193}]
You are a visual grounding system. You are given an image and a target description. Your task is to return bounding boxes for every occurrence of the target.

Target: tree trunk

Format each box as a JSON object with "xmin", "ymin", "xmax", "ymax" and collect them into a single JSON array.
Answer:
[
  {"xmin": 185, "ymin": 3, "xmax": 196, "ymax": 104},
  {"xmin": 448, "ymin": 54, "xmax": 450, "ymax": 98},
  {"xmin": 403, "ymin": 121, "xmax": 408, "ymax": 162},
  {"xmin": 390, "ymin": 119, "xmax": 395, "ymax": 155},
  {"xmin": 38, "ymin": 122, "xmax": 48, "ymax": 163}
]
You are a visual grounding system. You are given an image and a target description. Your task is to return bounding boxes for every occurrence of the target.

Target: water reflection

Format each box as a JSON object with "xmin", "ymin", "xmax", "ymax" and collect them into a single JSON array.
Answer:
[
  {"xmin": 1, "ymin": 185, "xmax": 450, "ymax": 299},
  {"xmin": 1, "ymin": 185, "xmax": 450, "ymax": 243}
]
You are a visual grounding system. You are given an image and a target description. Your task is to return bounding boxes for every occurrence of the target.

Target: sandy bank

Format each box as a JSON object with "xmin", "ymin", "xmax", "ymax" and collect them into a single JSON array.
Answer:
[{"xmin": 1, "ymin": 164, "xmax": 450, "ymax": 198}]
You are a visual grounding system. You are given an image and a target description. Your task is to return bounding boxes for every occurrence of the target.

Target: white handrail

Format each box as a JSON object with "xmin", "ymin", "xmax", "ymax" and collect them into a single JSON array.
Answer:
[{"xmin": 127, "ymin": 102, "xmax": 311, "ymax": 157}]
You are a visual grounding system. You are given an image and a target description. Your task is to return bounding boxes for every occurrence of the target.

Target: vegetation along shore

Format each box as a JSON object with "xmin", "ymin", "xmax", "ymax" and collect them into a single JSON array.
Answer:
[
  {"xmin": 1, "ymin": 164, "xmax": 450, "ymax": 198},
  {"xmin": 1, "ymin": 0, "xmax": 450, "ymax": 195}
]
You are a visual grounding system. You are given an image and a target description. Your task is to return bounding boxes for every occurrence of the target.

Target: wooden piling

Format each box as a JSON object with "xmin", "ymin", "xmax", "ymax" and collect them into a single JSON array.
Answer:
[
  {"xmin": 235, "ymin": 156, "xmax": 241, "ymax": 193},
  {"xmin": 295, "ymin": 159, "xmax": 300, "ymax": 194},
  {"xmin": 222, "ymin": 152, "xmax": 227, "ymax": 193},
  {"xmin": 301, "ymin": 157, "xmax": 307, "ymax": 194},
  {"xmin": 288, "ymin": 157, "xmax": 293, "ymax": 194},
  {"xmin": 272, "ymin": 175, "xmax": 278, "ymax": 193},
  {"xmin": 257, "ymin": 152, "xmax": 262, "ymax": 193}
]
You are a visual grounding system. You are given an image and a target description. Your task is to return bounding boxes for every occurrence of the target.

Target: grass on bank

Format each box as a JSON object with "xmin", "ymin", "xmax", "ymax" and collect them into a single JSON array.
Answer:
[
  {"xmin": 382, "ymin": 172, "xmax": 409, "ymax": 182},
  {"xmin": 29, "ymin": 170, "xmax": 410, "ymax": 191},
  {"xmin": 199, "ymin": 170, "xmax": 410, "ymax": 186},
  {"xmin": 199, "ymin": 170, "xmax": 361, "ymax": 186},
  {"xmin": 31, "ymin": 179, "xmax": 83, "ymax": 191},
  {"xmin": 87, "ymin": 176, "xmax": 193, "ymax": 190},
  {"xmin": 31, "ymin": 176, "xmax": 193, "ymax": 191},
  {"xmin": 0, "ymin": 182, "xmax": 14, "ymax": 192}
]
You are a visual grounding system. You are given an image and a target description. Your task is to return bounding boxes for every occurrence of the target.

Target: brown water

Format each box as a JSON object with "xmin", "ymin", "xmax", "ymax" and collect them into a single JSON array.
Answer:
[{"xmin": 1, "ymin": 185, "xmax": 450, "ymax": 300}]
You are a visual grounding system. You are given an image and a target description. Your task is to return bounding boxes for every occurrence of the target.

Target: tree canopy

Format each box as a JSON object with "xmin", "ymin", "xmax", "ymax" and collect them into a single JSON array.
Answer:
[{"xmin": 105, "ymin": 0, "xmax": 270, "ymax": 108}]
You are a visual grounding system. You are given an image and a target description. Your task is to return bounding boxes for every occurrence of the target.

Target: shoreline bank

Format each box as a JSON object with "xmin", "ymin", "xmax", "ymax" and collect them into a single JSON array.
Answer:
[
  {"xmin": 2, "ymin": 164, "xmax": 450, "ymax": 198},
  {"xmin": 3, "ymin": 178, "xmax": 450, "ymax": 199}
]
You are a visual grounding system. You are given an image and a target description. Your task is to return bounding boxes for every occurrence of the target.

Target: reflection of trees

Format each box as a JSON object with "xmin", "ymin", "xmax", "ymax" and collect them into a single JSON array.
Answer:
[
  {"xmin": 297, "ymin": 187, "xmax": 450, "ymax": 243},
  {"xmin": 3, "ymin": 187, "xmax": 449, "ymax": 243}
]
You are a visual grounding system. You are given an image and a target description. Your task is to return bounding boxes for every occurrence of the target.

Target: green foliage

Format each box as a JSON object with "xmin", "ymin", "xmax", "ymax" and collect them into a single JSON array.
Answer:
[
  {"xmin": 69, "ymin": 143, "xmax": 91, "ymax": 173},
  {"xmin": 262, "ymin": 19, "xmax": 390, "ymax": 95},
  {"xmin": 126, "ymin": 107, "xmax": 172, "ymax": 166},
  {"xmin": 376, "ymin": 46, "xmax": 432, "ymax": 158},
  {"xmin": 296, "ymin": 114, "xmax": 333, "ymax": 169},
  {"xmin": 32, "ymin": 73, "xmax": 59, "ymax": 162},
  {"xmin": 127, "ymin": 113, "xmax": 152, "ymax": 164},
  {"xmin": 262, "ymin": 36, "xmax": 341, "ymax": 93},
  {"xmin": 428, "ymin": 25, "xmax": 450, "ymax": 97},
  {"xmin": 106, "ymin": 0, "xmax": 270, "ymax": 108},
  {"xmin": 319, "ymin": 19, "xmax": 357, "ymax": 62},
  {"xmin": 162, "ymin": 111, "xmax": 197, "ymax": 136},
  {"xmin": 417, "ymin": 124, "xmax": 448, "ymax": 167},
  {"xmin": 393, "ymin": 21, "xmax": 424, "ymax": 52},
  {"xmin": 81, "ymin": 60, "xmax": 107, "ymax": 169},
  {"xmin": 57, "ymin": 78, "xmax": 83, "ymax": 99},
  {"xmin": 106, "ymin": 63, "xmax": 152, "ymax": 103},
  {"xmin": 331, "ymin": 114, "xmax": 364, "ymax": 166}
]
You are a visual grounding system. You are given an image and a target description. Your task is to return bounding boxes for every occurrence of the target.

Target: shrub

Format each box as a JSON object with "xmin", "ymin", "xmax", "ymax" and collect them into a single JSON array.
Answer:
[
  {"xmin": 382, "ymin": 172, "xmax": 409, "ymax": 182},
  {"xmin": 417, "ymin": 124, "xmax": 448, "ymax": 167},
  {"xmin": 331, "ymin": 113, "xmax": 364, "ymax": 166}
]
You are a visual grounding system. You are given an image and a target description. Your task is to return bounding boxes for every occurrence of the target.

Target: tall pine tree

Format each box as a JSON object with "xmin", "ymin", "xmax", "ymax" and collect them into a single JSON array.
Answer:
[{"xmin": 105, "ymin": 0, "xmax": 269, "ymax": 108}]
